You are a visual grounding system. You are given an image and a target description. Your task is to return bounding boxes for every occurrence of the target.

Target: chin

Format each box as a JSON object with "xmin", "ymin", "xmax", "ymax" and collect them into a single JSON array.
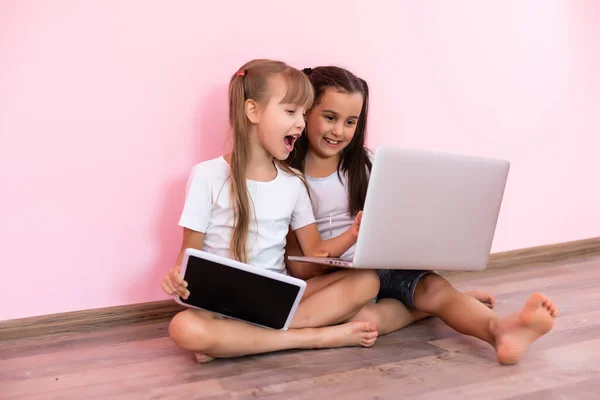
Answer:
[
  {"xmin": 271, "ymin": 151, "xmax": 290, "ymax": 161},
  {"xmin": 318, "ymin": 147, "xmax": 341, "ymax": 159}
]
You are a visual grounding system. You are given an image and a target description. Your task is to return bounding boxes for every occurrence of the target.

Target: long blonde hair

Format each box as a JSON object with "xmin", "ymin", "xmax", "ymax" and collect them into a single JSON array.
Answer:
[{"xmin": 228, "ymin": 59, "xmax": 314, "ymax": 262}]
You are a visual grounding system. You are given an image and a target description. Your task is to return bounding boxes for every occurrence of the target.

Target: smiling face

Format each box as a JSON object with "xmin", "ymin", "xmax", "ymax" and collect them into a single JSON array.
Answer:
[{"xmin": 304, "ymin": 87, "xmax": 364, "ymax": 160}]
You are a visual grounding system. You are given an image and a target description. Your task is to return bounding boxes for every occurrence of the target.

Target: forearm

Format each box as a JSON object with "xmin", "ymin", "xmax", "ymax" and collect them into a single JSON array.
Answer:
[
  {"xmin": 314, "ymin": 230, "xmax": 356, "ymax": 258},
  {"xmin": 285, "ymin": 228, "xmax": 335, "ymax": 279},
  {"xmin": 175, "ymin": 248, "xmax": 185, "ymax": 266}
]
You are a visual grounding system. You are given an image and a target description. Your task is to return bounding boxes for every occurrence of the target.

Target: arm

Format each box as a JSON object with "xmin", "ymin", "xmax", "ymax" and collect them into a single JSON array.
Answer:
[
  {"xmin": 175, "ymin": 228, "xmax": 205, "ymax": 265},
  {"xmin": 284, "ymin": 228, "xmax": 333, "ymax": 280},
  {"xmin": 286, "ymin": 179, "xmax": 361, "ymax": 278},
  {"xmin": 293, "ymin": 211, "xmax": 362, "ymax": 264}
]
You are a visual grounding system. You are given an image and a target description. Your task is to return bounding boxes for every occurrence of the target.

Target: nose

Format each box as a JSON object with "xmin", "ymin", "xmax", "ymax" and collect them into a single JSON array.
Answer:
[
  {"xmin": 331, "ymin": 121, "xmax": 344, "ymax": 137},
  {"xmin": 296, "ymin": 113, "xmax": 306, "ymax": 130}
]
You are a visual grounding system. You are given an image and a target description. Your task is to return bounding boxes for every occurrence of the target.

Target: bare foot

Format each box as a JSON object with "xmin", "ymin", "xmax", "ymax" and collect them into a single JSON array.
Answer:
[
  {"xmin": 490, "ymin": 293, "xmax": 557, "ymax": 365},
  {"xmin": 194, "ymin": 353, "xmax": 215, "ymax": 364},
  {"xmin": 316, "ymin": 321, "xmax": 378, "ymax": 348},
  {"xmin": 465, "ymin": 290, "xmax": 495, "ymax": 309}
]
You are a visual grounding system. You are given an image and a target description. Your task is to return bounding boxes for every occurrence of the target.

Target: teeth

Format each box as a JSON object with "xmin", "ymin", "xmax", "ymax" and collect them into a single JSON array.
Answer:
[{"xmin": 325, "ymin": 138, "xmax": 340, "ymax": 144}]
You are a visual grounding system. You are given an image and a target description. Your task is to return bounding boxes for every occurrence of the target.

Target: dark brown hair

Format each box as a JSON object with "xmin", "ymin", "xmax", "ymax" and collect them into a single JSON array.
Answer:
[
  {"xmin": 286, "ymin": 66, "xmax": 372, "ymax": 216},
  {"xmin": 228, "ymin": 59, "xmax": 314, "ymax": 262}
]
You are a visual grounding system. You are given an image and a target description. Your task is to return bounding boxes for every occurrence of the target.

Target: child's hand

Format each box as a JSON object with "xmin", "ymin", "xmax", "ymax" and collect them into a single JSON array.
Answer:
[
  {"xmin": 350, "ymin": 211, "xmax": 363, "ymax": 237},
  {"xmin": 161, "ymin": 266, "xmax": 190, "ymax": 300}
]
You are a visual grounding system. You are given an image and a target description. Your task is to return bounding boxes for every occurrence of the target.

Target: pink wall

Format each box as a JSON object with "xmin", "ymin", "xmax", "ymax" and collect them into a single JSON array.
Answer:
[{"xmin": 1, "ymin": 1, "xmax": 599, "ymax": 321}]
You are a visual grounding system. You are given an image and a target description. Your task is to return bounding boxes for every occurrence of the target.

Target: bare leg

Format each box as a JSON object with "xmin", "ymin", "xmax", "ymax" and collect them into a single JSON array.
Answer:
[
  {"xmin": 169, "ymin": 309, "xmax": 378, "ymax": 359},
  {"xmin": 349, "ymin": 290, "xmax": 495, "ymax": 336},
  {"xmin": 413, "ymin": 274, "xmax": 557, "ymax": 365},
  {"xmin": 182, "ymin": 269, "xmax": 379, "ymax": 362},
  {"xmin": 290, "ymin": 269, "xmax": 380, "ymax": 328},
  {"xmin": 350, "ymin": 299, "xmax": 428, "ymax": 335}
]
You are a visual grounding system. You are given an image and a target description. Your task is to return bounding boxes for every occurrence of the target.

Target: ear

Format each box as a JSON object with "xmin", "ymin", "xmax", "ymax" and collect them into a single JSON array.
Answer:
[{"xmin": 245, "ymin": 99, "xmax": 260, "ymax": 124}]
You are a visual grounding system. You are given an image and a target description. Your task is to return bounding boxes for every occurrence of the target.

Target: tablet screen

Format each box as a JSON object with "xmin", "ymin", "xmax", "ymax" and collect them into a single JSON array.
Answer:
[{"xmin": 179, "ymin": 255, "xmax": 301, "ymax": 330}]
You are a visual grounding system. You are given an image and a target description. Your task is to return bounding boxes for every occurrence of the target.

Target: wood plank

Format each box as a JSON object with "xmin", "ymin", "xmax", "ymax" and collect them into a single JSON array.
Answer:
[
  {"xmin": 0, "ymin": 300, "xmax": 185, "ymax": 341},
  {"xmin": 486, "ymin": 236, "xmax": 600, "ymax": 269},
  {"xmin": 1, "ymin": 335, "xmax": 444, "ymax": 399},
  {"xmin": 0, "ymin": 321, "xmax": 169, "ymax": 361},
  {"xmin": 216, "ymin": 338, "xmax": 600, "ymax": 400},
  {"xmin": 418, "ymin": 339, "xmax": 600, "ymax": 399},
  {"xmin": 508, "ymin": 379, "xmax": 600, "ymax": 400}
]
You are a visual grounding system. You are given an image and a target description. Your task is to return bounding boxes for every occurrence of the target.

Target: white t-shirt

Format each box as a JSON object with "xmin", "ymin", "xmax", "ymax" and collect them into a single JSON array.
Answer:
[
  {"xmin": 178, "ymin": 156, "xmax": 315, "ymax": 274},
  {"xmin": 306, "ymin": 151, "xmax": 374, "ymax": 261}
]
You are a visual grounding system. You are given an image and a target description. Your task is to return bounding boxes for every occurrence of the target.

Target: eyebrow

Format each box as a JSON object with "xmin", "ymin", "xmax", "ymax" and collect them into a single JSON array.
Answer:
[{"xmin": 322, "ymin": 109, "xmax": 360, "ymax": 119}]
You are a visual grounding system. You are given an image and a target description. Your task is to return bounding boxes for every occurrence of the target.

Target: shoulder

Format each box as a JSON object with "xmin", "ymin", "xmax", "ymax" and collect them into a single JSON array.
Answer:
[
  {"xmin": 191, "ymin": 156, "xmax": 229, "ymax": 176},
  {"xmin": 186, "ymin": 156, "xmax": 229, "ymax": 189},
  {"xmin": 191, "ymin": 157, "xmax": 229, "ymax": 178}
]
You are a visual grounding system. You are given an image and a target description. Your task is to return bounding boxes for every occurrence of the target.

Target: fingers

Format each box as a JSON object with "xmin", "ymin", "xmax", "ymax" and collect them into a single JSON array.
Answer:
[
  {"xmin": 313, "ymin": 250, "xmax": 330, "ymax": 257},
  {"xmin": 169, "ymin": 266, "xmax": 186, "ymax": 287},
  {"xmin": 353, "ymin": 211, "xmax": 363, "ymax": 229},
  {"xmin": 170, "ymin": 267, "xmax": 190, "ymax": 299},
  {"xmin": 160, "ymin": 267, "xmax": 190, "ymax": 299},
  {"xmin": 356, "ymin": 211, "xmax": 363, "ymax": 225},
  {"xmin": 161, "ymin": 280, "xmax": 173, "ymax": 295}
]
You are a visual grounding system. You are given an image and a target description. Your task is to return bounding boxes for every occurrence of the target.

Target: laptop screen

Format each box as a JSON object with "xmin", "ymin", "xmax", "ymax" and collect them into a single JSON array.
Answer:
[{"xmin": 180, "ymin": 255, "xmax": 301, "ymax": 330}]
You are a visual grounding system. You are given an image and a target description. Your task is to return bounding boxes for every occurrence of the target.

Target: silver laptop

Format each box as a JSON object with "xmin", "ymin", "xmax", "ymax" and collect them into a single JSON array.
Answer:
[{"xmin": 288, "ymin": 146, "xmax": 510, "ymax": 271}]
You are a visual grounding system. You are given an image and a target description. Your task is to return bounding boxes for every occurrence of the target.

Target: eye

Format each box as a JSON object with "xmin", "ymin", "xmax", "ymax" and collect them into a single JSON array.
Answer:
[
  {"xmin": 324, "ymin": 115, "xmax": 335, "ymax": 122},
  {"xmin": 346, "ymin": 119, "xmax": 357, "ymax": 126},
  {"xmin": 286, "ymin": 109, "xmax": 296, "ymax": 115}
]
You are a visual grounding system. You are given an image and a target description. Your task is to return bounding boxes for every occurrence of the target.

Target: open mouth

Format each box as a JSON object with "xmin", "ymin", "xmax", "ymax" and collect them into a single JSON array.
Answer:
[
  {"xmin": 284, "ymin": 134, "xmax": 300, "ymax": 151},
  {"xmin": 324, "ymin": 138, "xmax": 341, "ymax": 146}
]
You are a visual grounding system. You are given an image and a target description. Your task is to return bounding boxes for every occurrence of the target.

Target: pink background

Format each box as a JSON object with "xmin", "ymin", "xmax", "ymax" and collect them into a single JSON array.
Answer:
[{"xmin": 1, "ymin": 1, "xmax": 599, "ymax": 321}]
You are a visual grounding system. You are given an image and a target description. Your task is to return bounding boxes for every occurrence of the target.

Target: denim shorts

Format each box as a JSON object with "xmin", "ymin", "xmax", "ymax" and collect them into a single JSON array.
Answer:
[{"xmin": 375, "ymin": 269, "xmax": 434, "ymax": 309}]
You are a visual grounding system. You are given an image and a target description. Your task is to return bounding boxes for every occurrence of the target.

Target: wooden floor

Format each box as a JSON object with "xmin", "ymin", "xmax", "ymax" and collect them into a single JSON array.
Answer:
[{"xmin": 3, "ymin": 256, "xmax": 600, "ymax": 399}]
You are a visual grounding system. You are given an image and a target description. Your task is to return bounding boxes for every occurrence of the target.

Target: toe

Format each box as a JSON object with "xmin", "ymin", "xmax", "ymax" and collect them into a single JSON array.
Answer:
[
  {"xmin": 542, "ymin": 298, "xmax": 551, "ymax": 307},
  {"xmin": 365, "ymin": 331, "xmax": 378, "ymax": 340},
  {"xmin": 195, "ymin": 353, "xmax": 215, "ymax": 363},
  {"xmin": 365, "ymin": 322, "xmax": 376, "ymax": 332},
  {"xmin": 544, "ymin": 300, "xmax": 557, "ymax": 316},
  {"xmin": 362, "ymin": 338, "xmax": 377, "ymax": 347}
]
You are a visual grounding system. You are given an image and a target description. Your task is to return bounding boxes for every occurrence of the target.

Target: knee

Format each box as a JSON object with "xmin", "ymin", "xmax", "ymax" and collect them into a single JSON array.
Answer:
[
  {"xmin": 413, "ymin": 274, "xmax": 452, "ymax": 312},
  {"xmin": 169, "ymin": 310, "xmax": 214, "ymax": 352},
  {"xmin": 351, "ymin": 269, "xmax": 380, "ymax": 303},
  {"xmin": 352, "ymin": 304, "xmax": 381, "ymax": 328}
]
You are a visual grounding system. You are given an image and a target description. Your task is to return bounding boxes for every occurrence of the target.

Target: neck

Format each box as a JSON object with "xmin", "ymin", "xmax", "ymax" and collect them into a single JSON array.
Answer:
[
  {"xmin": 245, "ymin": 126, "xmax": 277, "ymax": 181},
  {"xmin": 305, "ymin": 148, "xmax": 340, "ymax": 178}
]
